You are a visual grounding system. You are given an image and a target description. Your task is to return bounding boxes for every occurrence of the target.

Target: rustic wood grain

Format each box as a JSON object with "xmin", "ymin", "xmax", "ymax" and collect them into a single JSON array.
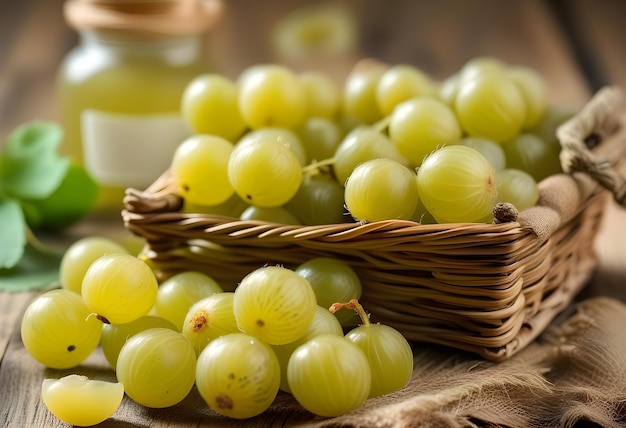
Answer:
[
  {"xmin": 1, "ymin": 0, "xmax": 625, "ymax": 426},
  {"xmin": 0, "ymin": 0, "xmax": 69, "ymax": 139},
  {"xmin": 0, "ymin": 292, "xmax": 33, "ymax": 358}
]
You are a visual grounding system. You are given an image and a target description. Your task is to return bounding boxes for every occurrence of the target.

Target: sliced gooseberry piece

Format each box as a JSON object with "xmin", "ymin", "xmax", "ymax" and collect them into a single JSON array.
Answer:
[{"xmin": 41, "ymin": 374, "xmax": 124, "ymax": 427}]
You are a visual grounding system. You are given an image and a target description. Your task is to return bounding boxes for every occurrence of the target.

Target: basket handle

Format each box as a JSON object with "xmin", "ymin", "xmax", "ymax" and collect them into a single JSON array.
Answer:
[
  {"xmin": 557, "ymin": 85, "xmax": 626, "ymax": 206},
  {"xmin": 495, "ymin": 86, "xmax": 625, "ymax": 242}
]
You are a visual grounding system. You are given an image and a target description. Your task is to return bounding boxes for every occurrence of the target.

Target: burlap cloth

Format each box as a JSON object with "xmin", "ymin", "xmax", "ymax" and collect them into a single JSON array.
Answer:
[{"xmin": 291, "ymin": 296, "xmax": 626, "ymax": 428}]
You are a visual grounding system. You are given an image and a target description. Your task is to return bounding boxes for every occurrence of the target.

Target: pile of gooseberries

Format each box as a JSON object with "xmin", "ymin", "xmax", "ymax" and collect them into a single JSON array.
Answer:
[
  {"xmin": 174, "ymin": 56, "xmax": 568, "ymax": 227},
  {"xmin": 21, "ymin": 236, "xmax": 413, "ymax": 425}
]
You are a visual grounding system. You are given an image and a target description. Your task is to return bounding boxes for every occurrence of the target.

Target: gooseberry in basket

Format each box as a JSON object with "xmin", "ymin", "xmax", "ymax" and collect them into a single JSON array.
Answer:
[
  {"xmin": 500, "ymin": 132, "xmax": 562, "ymax": 182},
  {"xmin": 240, "ymin": 204, "xmax": 302, "ymax": 225},
  {"xmin": 508, "ymin": 65, "xmax": 548, "ymax": 130},
  {"xmin": 285, "ymin": 170, "xmax": 347, "ymax": 225},
  {"xmin": 332, "ymin": 125, "xmax": 409, "ymax": 185},
  {"xmin": 388, "ymin": 96, "xmax": 462, "ymax": 167},
  {"xmin": 299, "ymin": 72, "xmax": 342, "ymax": 119},
  {"xmin": 344, "ymin": 157, "xmax": 419, "ymax": 222},
  {"xmin": 454, "ymin": 65, "xmax": 526, "ymax": 142},
  {"xmin": 171, "ymin": 134, "xmax": 234, "ymax": 206},
  {"xmin": 237, "ymin": 64, "xmax": 307, "ymax": 129},
  {"xmin": 237, "ymin": 126, "xmax": 307, "ymax": 166},
  {"xmin": 297, "ymin": 115, "xmax": 343, "ymax": 165},
  {"xmin": 181, "ymin": 73, "xmax": 246, "ymax": 141},
  {"xmin": 228, "ymin": 138, "xmax": 302, "ymax": 207},
  {"xmin": 459, "ymin": 136, "xmax": 507, "ymax": 171},
  {"xmin": 376, "ymin": 63, "xmax": 438, "ymax": 116},
  {"xmin": 495, "ymin": 168, "xmax": 539, "ymax": 212},
  {"xmin": 342, "ymin": 58, "xmax": 387, "ymax": 125},
  {"xmin": 416, "ymin": 144, "xmax": 497, "ymax": 223}
]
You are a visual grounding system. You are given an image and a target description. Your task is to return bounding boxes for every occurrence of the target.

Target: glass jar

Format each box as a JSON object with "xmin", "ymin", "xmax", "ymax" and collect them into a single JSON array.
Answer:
[{"xmin": 58, "ymin": 0, "xmax": 222, "ymax": 212}]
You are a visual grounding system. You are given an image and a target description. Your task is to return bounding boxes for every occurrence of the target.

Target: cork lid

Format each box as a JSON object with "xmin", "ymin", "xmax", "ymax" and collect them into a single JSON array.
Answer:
[{"xmin": 64, "ymin": 0, "xmax": 223, "ymax": 36}]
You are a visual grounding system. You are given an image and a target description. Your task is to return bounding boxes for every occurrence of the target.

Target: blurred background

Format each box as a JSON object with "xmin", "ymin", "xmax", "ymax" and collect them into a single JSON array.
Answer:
[{"xmin": 1, "ymin": 0, "xmax": 625, "ymax": 142}]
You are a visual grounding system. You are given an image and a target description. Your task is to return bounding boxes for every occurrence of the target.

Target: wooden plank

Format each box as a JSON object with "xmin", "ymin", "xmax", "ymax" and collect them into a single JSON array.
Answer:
[
  {"xmin": 0, "ymin": 312, "xmax": 314, "ymax": 427},
  {"xmin": 0, "ymin": 292, "xmax": 33, "ymax": 359},
  {"xmin": 0, "ymin": 0, "xmax": 34, "ymax": 70},
  {"xmin": 0, "ymin": 0, "xmax": 69, "ymax": 140}
]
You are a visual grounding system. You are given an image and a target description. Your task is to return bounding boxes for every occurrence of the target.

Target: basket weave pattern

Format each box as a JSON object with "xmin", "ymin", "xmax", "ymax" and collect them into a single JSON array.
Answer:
[{"xmin": 123, "ymin": 87, "xmax": 624, "ymax": 362}]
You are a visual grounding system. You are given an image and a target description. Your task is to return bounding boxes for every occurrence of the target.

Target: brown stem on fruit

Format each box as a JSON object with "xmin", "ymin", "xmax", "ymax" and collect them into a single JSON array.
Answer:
[
  {"xmin": 94, "ymin": 314, "xmax": 110, "ymax": 324},
  {"xmin": 329, "ymin": 298, "xmax": 371, "ymax": 327},
  {"xmin": 493, "ymin": 202, "xmax": 519, "ymax": 224}
]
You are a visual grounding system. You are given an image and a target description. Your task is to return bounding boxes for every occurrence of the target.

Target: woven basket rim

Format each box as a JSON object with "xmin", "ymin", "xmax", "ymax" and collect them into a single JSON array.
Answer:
[{"xmin": 121, "ymin": 86, "xmax": 625, "ymax": 362}]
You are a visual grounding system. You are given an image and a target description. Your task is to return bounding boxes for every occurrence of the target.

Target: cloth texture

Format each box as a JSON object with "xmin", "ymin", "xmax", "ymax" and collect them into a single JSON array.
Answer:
[{"xmin": 298, "ymin": 296, "xmax": 626, "ymax": 428}]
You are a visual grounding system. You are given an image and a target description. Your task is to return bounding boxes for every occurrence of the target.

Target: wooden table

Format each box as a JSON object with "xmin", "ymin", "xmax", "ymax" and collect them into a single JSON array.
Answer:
[{"xmin": 2, "ymin": 1, "xmax": 626, "ymax": 426}]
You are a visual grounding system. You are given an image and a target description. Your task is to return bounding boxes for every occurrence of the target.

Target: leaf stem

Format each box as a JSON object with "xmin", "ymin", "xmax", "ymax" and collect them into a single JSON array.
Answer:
[{"xmin": 24, "ymin": 226, "xmax": 62, "ymax": 256}]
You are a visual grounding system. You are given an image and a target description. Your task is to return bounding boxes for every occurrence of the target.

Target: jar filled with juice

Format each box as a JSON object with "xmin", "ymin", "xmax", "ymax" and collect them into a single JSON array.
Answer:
[{"xmin": 58, "ymin": 0, "xmax": 222, "ymax": 212}]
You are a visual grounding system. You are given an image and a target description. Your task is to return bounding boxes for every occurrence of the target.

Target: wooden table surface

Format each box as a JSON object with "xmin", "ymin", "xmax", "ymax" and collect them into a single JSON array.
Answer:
[{"xmin": 2, "ymin": 1, "xmax": 626, "ymax": 427}]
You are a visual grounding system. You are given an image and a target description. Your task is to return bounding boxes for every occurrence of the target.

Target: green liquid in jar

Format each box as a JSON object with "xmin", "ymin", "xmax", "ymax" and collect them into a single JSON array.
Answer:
[{"xmin": 57, "ymin": 32, "xmax": 211, "ymax": 212}]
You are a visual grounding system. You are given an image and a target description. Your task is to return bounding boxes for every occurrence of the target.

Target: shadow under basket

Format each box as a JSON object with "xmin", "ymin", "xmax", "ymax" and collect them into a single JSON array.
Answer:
[{"xmin": 122, "ymin": 86, "xmax": 626, "ymax": 362}]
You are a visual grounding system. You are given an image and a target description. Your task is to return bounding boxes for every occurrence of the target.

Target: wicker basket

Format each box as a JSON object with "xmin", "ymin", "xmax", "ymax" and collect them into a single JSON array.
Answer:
[{"xmin": 122, "ymin": 86, "xmax": 626, "ymax": 362}]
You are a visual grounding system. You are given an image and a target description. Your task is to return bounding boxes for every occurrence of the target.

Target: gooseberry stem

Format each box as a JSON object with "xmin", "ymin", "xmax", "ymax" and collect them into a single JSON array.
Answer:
[
  {"xmin": 372, "ymin": 115, "xmax": 391, "ymax": 133},
  {"xmin": 329, "ymin": 298, "xmax": 371, "ymax": 327},
  {"xmin": 87, "ymin": 313, "xmax": 110, "ymax": 324},
  {"xmin": 302, "ymin": 157, "xmax": 336, "ymax": 174}
]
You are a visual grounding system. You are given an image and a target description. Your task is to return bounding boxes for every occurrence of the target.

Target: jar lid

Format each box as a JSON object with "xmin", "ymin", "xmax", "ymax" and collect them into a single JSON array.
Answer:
[{"xmin": 64, "ymin": 0, "xmax": 223, "ymax": 36}]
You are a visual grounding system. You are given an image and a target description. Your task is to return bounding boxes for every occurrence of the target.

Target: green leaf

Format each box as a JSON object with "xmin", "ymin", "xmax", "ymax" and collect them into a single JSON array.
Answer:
[
  {"xmin": 3, "ymin": 121, "xmax": 64, "ymax": 159},
  {"xmin": 0, "ymin": 121, "xmax": 69, "ymax": 200},
  {"xmin": 0, "ymin": 243, "xmax": 61, "ymax": 291},
  {"xmin": 0, "ymin": 198, "xmax": 26, "ymax": 269},
  {"xmin": 26, "ymin": 163, "xmax": 100, "ymax": 231}
]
